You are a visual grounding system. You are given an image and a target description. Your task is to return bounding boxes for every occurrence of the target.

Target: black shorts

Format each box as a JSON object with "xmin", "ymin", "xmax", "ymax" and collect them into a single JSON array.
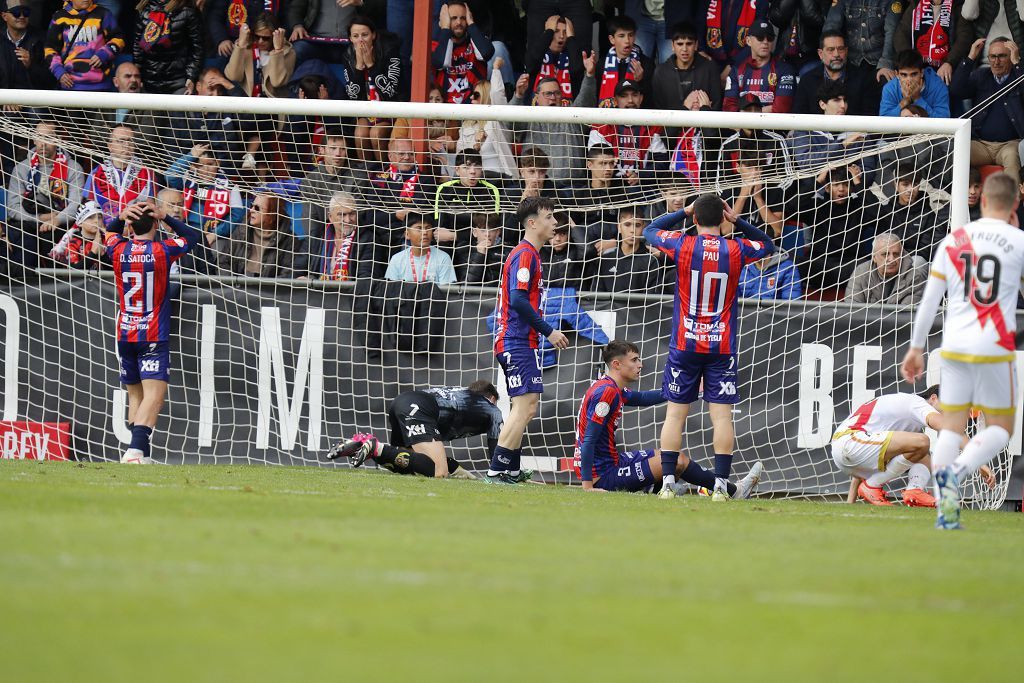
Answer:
[{"xmin": 388, "ymin": 391, "xmax": 443, "ymax": 447}]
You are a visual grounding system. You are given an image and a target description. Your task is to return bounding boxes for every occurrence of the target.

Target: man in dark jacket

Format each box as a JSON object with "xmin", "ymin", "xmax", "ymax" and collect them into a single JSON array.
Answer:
[
  {"xmin": 651, "ymin": 21, "xmax": 722, "ymax": 112},
  {"xmin": 793, "ymin": 29, "xmax": 881, "ymax": 115},
  {"xmin": 593, "ymin": 206, "xmax": 669, "ymax": 294},
  {"xmin": 950, "ymin": 36, "xmax": 1024, "ymax": 182},
  {"xmin": 1, "ymin": 1, "xmax": 53, "ymax": 89}
]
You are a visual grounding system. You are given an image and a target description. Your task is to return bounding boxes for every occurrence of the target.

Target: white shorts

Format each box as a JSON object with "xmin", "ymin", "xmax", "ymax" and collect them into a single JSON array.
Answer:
[
  {"xmin": 830, "ymin": 431, "xmax": 891, "ymax": 479},
  {"xmin": 939, "ymin": 358, "xmax": 1017, "ymax": 415}
]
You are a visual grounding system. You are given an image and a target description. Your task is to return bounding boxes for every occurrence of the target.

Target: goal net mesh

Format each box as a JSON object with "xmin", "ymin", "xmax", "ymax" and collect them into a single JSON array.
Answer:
[{"xmin": 0, "ymin": 94, "xmax": 1013, "ymax": 509}]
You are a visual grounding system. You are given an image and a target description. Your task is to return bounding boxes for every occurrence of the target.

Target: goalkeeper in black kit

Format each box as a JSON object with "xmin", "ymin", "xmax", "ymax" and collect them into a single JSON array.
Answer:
[{"xmin": 327, "ymin": 381, "xmax": 503, "ymax": 479}]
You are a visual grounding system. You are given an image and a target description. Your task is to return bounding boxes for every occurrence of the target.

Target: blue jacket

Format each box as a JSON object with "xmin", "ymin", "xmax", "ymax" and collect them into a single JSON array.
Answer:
[
  {"xmin": 737, "ymin": 253, "xmax": 803, "ymax": 300},
  {"xmin": 950, "ymin": 59, "xmax": 1024, "ymax": 140},
  {"xmin": 879, "ymin": 67, "xmax": 950, "ymax": 117}
]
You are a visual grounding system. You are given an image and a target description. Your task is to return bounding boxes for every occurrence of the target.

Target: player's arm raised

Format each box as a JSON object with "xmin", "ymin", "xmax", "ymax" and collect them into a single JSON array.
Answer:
[
  {"xmin": 641, "ymin": 207, "xmax": 688, "ymax": 255},
  {"xmin": 150, "ymin": 199, "xmax": 203, "ymax": 248}
]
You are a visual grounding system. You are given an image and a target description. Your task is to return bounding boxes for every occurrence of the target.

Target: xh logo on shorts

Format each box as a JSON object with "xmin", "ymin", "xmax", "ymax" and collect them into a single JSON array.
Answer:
[
  {"xmin": 140, "ymin": 359, "xmax": 161, "ymax": 373},
  {"xmin": 718, "ymin": 381, "xmax": 736, "ymax": 396},
  {"xmin": 508, "ymin": 375, "xmax": 523, "ymax": 389},
  {"xmin": 406, "ymin": 424, "xmax": 427, "ymax": 437}
]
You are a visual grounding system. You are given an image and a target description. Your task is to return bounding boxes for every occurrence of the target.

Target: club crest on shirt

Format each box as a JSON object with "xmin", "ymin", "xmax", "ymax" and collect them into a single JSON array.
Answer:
[
  {"xmin": 516, "ymin": 267, "xmax": 531, "ymax": 283},
  {"xmin": 594, "ymin": 401, "xmax": 610, "ymax": 417}
]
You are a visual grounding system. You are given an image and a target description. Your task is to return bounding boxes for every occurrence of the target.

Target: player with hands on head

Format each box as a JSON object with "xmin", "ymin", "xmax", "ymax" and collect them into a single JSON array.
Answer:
[
  {"xmin": 644, "ymin": 194, "xmax": 775, "ymax": 501},
  {"xmin": 901, "ymin": 171, "xmax": 1024, "ymax": 529},
  {"xmin": 104, "ymin": 199, "xmax": 202, "ymax": 464},
  {"xmin": 486, "ymin": 196, "xmax": 569, "ymax": 485}
]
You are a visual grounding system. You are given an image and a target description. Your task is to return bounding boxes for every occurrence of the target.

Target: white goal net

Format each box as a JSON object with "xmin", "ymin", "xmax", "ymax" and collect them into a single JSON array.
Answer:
[{"xmin": 0, "ymin": 89, "xmax": 1014, "ymax": 509}]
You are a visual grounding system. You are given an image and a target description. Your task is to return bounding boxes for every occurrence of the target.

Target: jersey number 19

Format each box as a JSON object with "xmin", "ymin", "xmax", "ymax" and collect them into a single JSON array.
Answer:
[{"xmin": 958, "ymin": 253, "xmax": 1001, "ymax": 306}]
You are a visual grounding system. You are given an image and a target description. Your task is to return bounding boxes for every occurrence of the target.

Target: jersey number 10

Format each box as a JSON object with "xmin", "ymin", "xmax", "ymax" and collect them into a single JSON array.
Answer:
[
  {"xmin": 958, "ymin": 253, "xmax": 1001, "ymax": 306},
  {"xmin": 689, "ymin": 270, "xmax": 728, "ymax": 317}
]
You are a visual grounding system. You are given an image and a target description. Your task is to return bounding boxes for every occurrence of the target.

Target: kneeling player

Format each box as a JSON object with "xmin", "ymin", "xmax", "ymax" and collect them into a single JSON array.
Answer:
[
  {"xmin": 327, "ymin": 381, "xmax": 503, "ymax": 479},
  {"xmin": 832, "ymin": 386, "xmax": 944, "ymax": 506},
  {"xmin": 575, "ymin": 340, "xmax": 762, "ymax": 497},
  {"xmin": 833, "ymin": 385, "xmax": 996, "ymax": 506}
]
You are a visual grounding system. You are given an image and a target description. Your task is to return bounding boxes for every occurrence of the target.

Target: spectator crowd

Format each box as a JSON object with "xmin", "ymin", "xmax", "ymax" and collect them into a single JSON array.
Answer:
[{"xmin": 2, "ymin": 0, "xmax": 1024, "ymax": 306}]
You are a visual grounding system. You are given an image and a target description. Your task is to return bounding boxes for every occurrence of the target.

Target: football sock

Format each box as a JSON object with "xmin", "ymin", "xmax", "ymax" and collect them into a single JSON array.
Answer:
[
  {"xmin": 953, "ymin": 425, "xmax": 1010, "ymax": 477},
  {"xmin": 379, "ymin": 443, "xmax": 401, "ymax": 461},
  {"xmin": 680, "ymin": 459, "xmax": 737, "ymax": 496},
  {"xmin": 446, "ymin": 457, "xmax": 460, "ymax": 474},
  {"xmin": 714, "ymin": 453, "xmax": 733, "ymax": 491},
  {"xmin": 508, "ymin": 448, "xmax": 523, "ymax": 476},
  {"xmin": 907, "ymin": 462, "xmax": 931, "ymax": 490},
  {"xmin": 661, "ymin": 450, "xmax": 679, "ymax": 486},
  {"xmin": 129, "ymin": 425, "xmax": 153, "ymax": 459},
  {"xmin": 866, "ymin": 455, "xmax": 912, "ymax": 488},
  {"xmin": 932, "ymin": 429, "xmax": 961, "ymax": 471},
  {"xmin": 488, "ymin": 445, "xmax": 514, "ymax": 476}
]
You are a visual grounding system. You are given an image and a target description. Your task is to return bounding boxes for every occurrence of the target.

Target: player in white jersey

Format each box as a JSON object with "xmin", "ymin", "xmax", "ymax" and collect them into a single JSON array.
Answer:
[
  {"xmin": 832, "ymin": 386, "xmax": 941, "ymax": 507},
  {"xmin": 901, "ymin": 172, "xmax": 1024, "ymax": 529}
]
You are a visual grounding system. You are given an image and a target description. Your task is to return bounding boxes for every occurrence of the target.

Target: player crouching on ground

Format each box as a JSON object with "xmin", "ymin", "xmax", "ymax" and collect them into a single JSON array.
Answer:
[
  {"xmin": 326, "ymin": 381, "xmax": 503, "ymax": 480},
  {"xmin": 575, "ymin": 340, "xmax": 763, "ymax": 497},
  {"xmin": 832, "ymin": 386, "xmax": 944, "ymax": 507}
]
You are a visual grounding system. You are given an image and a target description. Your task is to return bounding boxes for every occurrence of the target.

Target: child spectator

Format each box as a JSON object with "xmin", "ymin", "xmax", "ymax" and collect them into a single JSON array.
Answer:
[
  {"xmin": 593, "ymin": 205, "xmax": 668, "ymax": 294},
  {"xmin": 49, "ymin": 200, "xmax": 106, "ymax": 269},
  {"xmin": 588, "ymin": 79, "xmax": 667, "ymax": 185},
  {"xmin": 737, "ymin": 251, "xmax": 803, "ymax": 300},
  {"xmin": 968, "ymin": 166, "xmax": 982, "ymax": 221},
  {"xmin": 385, "ymin": 213, "xmax": 458, "ymax": 284},
  {"xmin": 652, "ymin": 21, "xmax": 722, "ymax": 112},
  {"xmin": 457, "ymin": 212, "xmax": 510, "ymax": 285},
  {"xmin": 880, "ymin": 49, "xmax": 950, "ymax": 116},
  {"xmin": 45, "ymin": 0, "xmax": 125, "ymax": 91}
]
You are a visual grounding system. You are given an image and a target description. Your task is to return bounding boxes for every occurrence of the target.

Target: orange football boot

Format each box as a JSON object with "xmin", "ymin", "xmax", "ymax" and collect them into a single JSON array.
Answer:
[
  {"xmin": 902, "ymin": 488, "xmax": 936, "ymax": 507},
  {"xmin": 857, "ymin": 481, "xmax": 893, "ymax": 506}
]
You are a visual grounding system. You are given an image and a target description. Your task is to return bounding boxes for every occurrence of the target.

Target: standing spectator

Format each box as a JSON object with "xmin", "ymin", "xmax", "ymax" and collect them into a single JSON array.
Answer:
[
  {"xmin": 894, "ymin": 0, "xmax": 974, "ymax": 84},
  {"xmin": 510, "ymin": 53, "xmax": 597, "ymax": 184},
  {"xmin": 951, "ymin": 37, "xmax": 1024, "ymax": 182},
  {"xmin": 523, "ymin": 0, "xmax": 593, "ymax": 63},
  {"xmin": 206, "ymin": 0, "xmax": 283, "ymax": 68},
  {"xmin": 6, "ymin": 120, "xmax": 84, "ymax": 271},
  {"xmin": 588, "ymin": 80, "xmax": 668, "ymax": 185},
  {"xmin": 964, "ymin": 0, "xmax": 1024, "ymax": 53},
  {"xmin": 625, "ymin": 0, "xmax": 670, "ymax": 63},
  {"xmin": 738, "ymin": 249, "xmax": 804, "ymax": 299},
  {"xmin": 164, "ymin": 143, "xmax": 246, "ymax": 238},
  {"xmin": 307, "ymin": 191, "xmax": 371, "ymax": 281},
  {"xmin": 44, "ymin": 0, "xmax": 125, "ymax": 92},
  {"xmin": 823, "ymin": 0, "xmax": 903, "ymax": 81},
  {"xmin": 723, "ymin": 20, "xmax": 797, "ymax": 112},
  {"xmin": 769, "ymin": 0, "xmax": 829, "ymax": 68},
  {"xmin": 1, "ymin": 1, "xmax": 54, "ymax": 89},
  {"xmin": 431, "ymin": 1, "xmax": 494, "ymax": 105},
  {"xmin": 524, "ymin": 14, "xmax": 586, "ymax": 101},
  {"xmin": 457, "ymin": 212, "xmax": 510, "ymax": 285},
  {"xmin": 219, "ymin": 192, "xmax": 307, "ymax": 277},
  {"xmin": 594, "ymin": 206, "xmax": 668, "ymax": 294},
  {"xmin": 385, "ymin": 213, "xmax": 458, "ymax": 284},
  {"xmin": 597, "ymin": 15, "xmax": 655, "ymax": 106},
  {"xmin": 880, "ymin": 49, "xmax": 951, "ymax": 116},
  {"xmin": 226, "ymin": 12, "xmax": 295, "ymax": 98},
  {"xmin": 844, "ymin": 231, "xmax": 928, "ymax": 304},
  {"xmin": 287, "ymin": 0, "xmax": 357, "ymax": 64},
  {"xmin": 84, "ymin": 124, "xmax": 155, "ymax": 226},
  {"xmin": 456, "ymin": 59, "xmax": 518, "ymax": 178},
  {"xmin": 133, "ymin": 0, "xmax": 203, "ymax": 94},
  {"xmin": 793, "ymin": 29, "xmax": 881, "ymax": 115},
  {"xmin": 968, "ymin": 166, "xmax": 982, "ymax": 220},
  {"xmin": 652, "ymin": 21, "xmax": 723, "ymax": 112},
  {"xmin": 701, "ymin": 0, "xmax": 771, "ymax": 71},
  {"xmin": 341, "ymin": 16, "xmax": 404, "ymax": 163}
]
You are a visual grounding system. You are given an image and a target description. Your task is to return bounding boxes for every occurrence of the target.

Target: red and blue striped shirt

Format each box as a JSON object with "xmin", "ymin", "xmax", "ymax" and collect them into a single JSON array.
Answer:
[
  {"xmin": 105, "ymin": 233, "xmax": 192, "ymax": 343},
  {"xmin": 494, "ymin": 241, "xmax": 545, "ymax": 353}
]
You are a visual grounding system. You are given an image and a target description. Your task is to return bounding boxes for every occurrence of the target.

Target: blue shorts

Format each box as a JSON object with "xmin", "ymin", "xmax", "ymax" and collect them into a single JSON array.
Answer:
[
  {"xmin": 596, "ymin": 449, "xmax": 657, "ymax": 492},
  {"xmin": 496, "ymin": 347, "xmax": 543, "ymax": 397},
  {"xmin": 117, "ymin": 341, "xmax": 171, "ymax": 385},
  {"xmin": 662, "ymin": 348, "xmax": 739, "ymax": 404}
]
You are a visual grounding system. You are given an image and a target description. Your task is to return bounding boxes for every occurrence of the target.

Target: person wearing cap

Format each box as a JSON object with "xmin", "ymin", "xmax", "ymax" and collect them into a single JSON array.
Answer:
[
  {"xmin": 432, "ymin": 149, "xmax": 504, "ymax": 250},
  {"xmin": 6, "ymin": 120, "xmax": 85, "ymax": 272},
  {"xmin": 587, "ymin": 79, "xmax": 668, "ymax": 185},
  {"xmin": 1, "ymin": 0, "xmax": 52, "ymax": 89},
  {"xmin": 49, "ymin": 200, "xmax": 107, "ymax": 270},
  {"xmin": 699, "ymin": 0, "xmax": 770, "ymax": 71},
  {"xmin": 708, "ymin": 95, "xmax": 795, "ymax": 192},
  {"xmin": 723, "ymin": 19, "xmax": 796, "ymax": 113}
]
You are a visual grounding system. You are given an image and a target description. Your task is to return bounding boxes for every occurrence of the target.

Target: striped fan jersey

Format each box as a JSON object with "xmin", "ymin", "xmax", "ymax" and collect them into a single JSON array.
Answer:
[
  {"xmin": 646, "ymin": 229, "xmax": 770, "ymax": 353},
  {"xmin": 105, "ymin": 233, "xmax": 192, "ymax": 342},
  {"xmin": 494, "ymin": 240, "xmax": 544, "ymax": 353}
]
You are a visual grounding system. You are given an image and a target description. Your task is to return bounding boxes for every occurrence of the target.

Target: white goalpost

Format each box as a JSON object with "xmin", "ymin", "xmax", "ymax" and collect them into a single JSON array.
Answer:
[{"xmin": 0, "ymin": 87, "xmax": 1014, "ymax": 509}]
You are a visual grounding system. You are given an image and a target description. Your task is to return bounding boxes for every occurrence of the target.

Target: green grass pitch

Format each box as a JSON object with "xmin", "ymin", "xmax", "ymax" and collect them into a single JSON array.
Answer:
[{"xmin": 0, "ymin": 461, "xmax": 1021, "ymax": 683}]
